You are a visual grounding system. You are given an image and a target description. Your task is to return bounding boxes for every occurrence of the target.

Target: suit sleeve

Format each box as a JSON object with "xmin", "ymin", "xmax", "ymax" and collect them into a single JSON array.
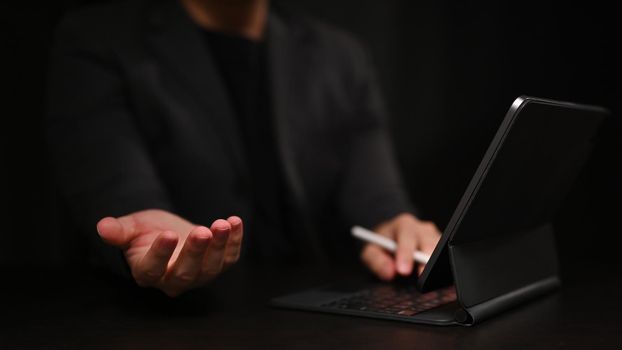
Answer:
[
  {"xmin": 46, "ymin": 18, "xmax": 173, "ymax": 277},
  {"xmin": 336, "ymin": 40, "xmax": 417, "ymax": 230}
]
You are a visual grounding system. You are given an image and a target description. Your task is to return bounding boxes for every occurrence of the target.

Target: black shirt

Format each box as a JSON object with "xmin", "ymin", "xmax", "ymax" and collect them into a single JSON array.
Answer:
[{"xmin": 202, "ymin": 30, "xmax": 297, "ymax": 261}]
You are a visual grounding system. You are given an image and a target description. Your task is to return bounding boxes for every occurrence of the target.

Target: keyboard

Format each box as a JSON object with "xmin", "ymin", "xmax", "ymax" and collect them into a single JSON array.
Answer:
[{"xmin": 320, "ymin": 285, "xmax": 457, "ymax": 317}]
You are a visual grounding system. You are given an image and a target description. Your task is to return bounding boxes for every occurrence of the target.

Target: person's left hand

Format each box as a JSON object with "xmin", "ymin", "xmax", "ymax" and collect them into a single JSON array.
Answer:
[{"xmin": 360, "ymin": 213, "xmax": 441, "ymax": 281}]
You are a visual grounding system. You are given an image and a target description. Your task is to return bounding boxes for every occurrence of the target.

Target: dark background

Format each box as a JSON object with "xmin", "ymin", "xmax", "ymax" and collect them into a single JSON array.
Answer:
[{"xmin": 2, "ymin": 0, "xmax": 620, "ymax": 279}]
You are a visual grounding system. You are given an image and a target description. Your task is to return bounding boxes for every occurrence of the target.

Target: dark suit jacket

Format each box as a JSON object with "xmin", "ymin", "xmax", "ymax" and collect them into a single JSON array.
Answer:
[{"xmin": 47, "ymin": 0, "xmax": 414, "ymax": 275}]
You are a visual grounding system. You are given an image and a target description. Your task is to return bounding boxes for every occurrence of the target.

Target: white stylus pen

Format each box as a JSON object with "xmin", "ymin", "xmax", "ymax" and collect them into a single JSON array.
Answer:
[{"xmin": 351, "ymin": 225, "xmax": 430, "ymax": 264}]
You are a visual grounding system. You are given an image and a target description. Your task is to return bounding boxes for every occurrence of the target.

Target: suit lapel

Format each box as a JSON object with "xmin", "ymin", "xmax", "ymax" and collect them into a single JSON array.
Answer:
[{"xmin": 147, "ymin": 0, "xmax": 248, "ymax": 178}]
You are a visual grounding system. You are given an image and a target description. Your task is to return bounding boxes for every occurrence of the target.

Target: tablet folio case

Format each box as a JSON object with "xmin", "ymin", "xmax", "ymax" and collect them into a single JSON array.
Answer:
[{"xmin": 443, "ymin": 96, "xmax": 607, "ymax": 325}]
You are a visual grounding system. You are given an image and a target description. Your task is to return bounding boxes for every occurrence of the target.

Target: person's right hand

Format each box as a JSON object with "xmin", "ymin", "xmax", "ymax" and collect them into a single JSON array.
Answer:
[{"xmin": 96, "ymin": 209, "xmax": 243, "ymax": 297}]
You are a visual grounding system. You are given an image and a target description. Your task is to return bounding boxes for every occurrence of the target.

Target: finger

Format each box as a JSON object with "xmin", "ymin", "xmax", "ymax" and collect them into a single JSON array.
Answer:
[
  {"xmin": 199, "ymin": 219, "xmax": 231, "ymax": 281},
  {"xmin": 133, "ymin": 231, "xmax": 178, "ymax": 287},
  {"xmin": 396, "ymin": 226, "xmax": 417, "ymax": 276},
  {"xmin": 418, "ymin": 222, "xmax": 442, "ymax": 254},
  {"xmin": 361, "ymin": 244, "xmax": 396, "ymax": 281},
  {"xmin": 416, "ymin": 222, "xmax": 442, "ymax": 275},
  {"xmin": 96, "ymin": 216, "xmax": 138, "ymax": 247},
  {"xmin": 222, "ymin": 216, "xmax": 243, "ymax": 268},
  {"xmin": 166, "ymin": 226, "xmax": 212, "ymax": 289},
  {"xmin": 417, "ymin": 261, "xmax": 425, "ymax": 276}
]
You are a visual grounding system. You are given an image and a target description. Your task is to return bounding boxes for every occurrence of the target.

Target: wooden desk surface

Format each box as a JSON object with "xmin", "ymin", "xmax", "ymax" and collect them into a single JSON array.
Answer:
[{"xmin": 2, "ymin": 262, "xmax": 621, "ymax": 349}]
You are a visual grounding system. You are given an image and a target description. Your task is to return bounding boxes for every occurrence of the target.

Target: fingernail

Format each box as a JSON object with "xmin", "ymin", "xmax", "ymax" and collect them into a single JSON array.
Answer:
[
  {"xmin": 398, "ymin": 260, "xmax": 411, "ymax": 275},
  {"xmin": 194, "ymin": 227, "xmax": 212, "ymax": 240},
  {"xmin": 212, "ymin": 219, "xmax": 231, "ymax": 232},
  {"xmin": 227, "ymin": 216, "xmax": 242, "ymax": 226},
  {"xmin": 214, "ymin": 230, "xmax": 228, "ymax": 241},
  {"xmin": 193, "ymin": 235, "xmax": 211, "ymax": 248}
]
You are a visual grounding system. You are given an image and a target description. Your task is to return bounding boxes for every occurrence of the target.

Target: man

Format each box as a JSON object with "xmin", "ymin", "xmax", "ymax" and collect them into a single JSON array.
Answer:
[{"xmin": 47, "ymin": 0, "xmax": 441, "ymax": 297}]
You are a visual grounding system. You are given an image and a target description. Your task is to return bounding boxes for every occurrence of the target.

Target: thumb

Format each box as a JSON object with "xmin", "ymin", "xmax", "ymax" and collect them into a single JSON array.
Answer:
[{"xmin": 96, "ymin": 216, "xmax": 136, "ymax": 247}]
